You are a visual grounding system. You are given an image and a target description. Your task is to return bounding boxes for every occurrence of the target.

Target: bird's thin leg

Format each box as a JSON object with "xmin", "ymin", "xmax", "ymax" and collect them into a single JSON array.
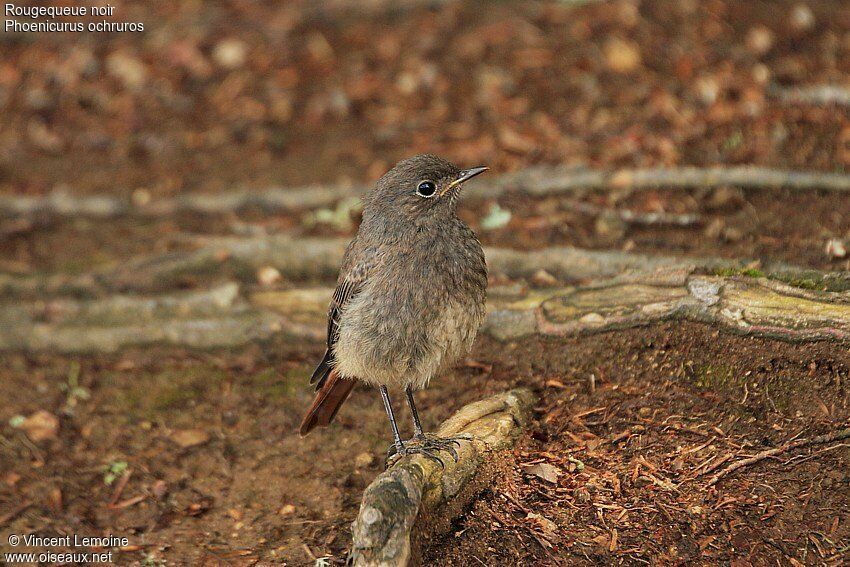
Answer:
[
  {"xmin": 403, "ymin": 385, "xmax": 468, "ymax": 463},
  {"xmin": 405, "ymin": 385, "xmax": 425, "ymax": 438},
  {"xmin": 380, "ymin": 385, "xmax": 405, "ymax": 456}
]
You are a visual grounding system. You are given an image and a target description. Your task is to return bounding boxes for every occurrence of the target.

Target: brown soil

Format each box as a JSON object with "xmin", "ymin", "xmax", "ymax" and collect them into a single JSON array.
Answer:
[
  {"xmin": 426, "ymin": 327, "xmax": 850, "ymax": 566},
  {"xmin": 3, "ymin": 185, "xmax": 849, "ymax": 280},
  {"xmin": 0, "ymin": 337, "xmax": 507, "ymax": 565},
  {"xmin": 2, "ymin": 0, "xmax": 850, "ymax": 565},
  {"xmin": 2, "ymin": 0, "xmax": 850, "ymax": 199},
  {"xmin": 2, "ymin": 326, "xmax": 848, "ymax": 565}
]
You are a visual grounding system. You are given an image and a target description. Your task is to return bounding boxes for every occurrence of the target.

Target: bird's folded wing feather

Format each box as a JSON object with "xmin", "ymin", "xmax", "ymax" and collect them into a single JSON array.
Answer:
[{"xmin": 309, "ymin": 244, "xmax": 377, "ymax": 386}]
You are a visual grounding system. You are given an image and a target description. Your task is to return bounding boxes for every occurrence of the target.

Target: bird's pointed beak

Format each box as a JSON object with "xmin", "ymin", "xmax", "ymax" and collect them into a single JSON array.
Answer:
[{"xmin": 441, "ymin": 166, "xmax": 489, "ymax": 196}]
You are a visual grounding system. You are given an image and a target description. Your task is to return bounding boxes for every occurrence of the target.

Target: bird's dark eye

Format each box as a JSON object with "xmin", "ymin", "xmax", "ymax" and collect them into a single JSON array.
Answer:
[{"xmin": 416, "ymin": 180, "xmax": 436, "ymax": 198}]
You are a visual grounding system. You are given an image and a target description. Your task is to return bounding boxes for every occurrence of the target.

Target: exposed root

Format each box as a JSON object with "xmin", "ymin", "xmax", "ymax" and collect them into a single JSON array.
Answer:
[
  {"xmin": 3, "ymin": 166, "xmax": 850, "ymax": 220},
  {"xmin": 351, "ymin": 389, "xmax": 535, "ymax": 567}
]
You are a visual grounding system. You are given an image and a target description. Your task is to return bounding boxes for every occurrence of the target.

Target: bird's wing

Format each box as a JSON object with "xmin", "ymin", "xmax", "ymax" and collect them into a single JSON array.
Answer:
[
  {"xmin": 325, "ymin": 258, "xmax": 371, "ymax": 349},
  {"xmin": 309, "ymin": 244, "xmax": 377, "ymax": 387}
]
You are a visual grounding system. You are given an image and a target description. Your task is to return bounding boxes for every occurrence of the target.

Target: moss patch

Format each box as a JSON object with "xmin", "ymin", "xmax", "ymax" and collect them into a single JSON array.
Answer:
[
  {"xmin": 246, "ymin": 366, "xmax": 309, "ymax": 400},
  {"xmin": 714, "ymin": 267, "xmax": 766, "ymax": 279},
  {"xmin": 713, "ymin": 267, "xmax": 850, "ymax": 293},
  {"xmin": 107, "ymin": 365, "xmax": 227, "ymax": 423}
]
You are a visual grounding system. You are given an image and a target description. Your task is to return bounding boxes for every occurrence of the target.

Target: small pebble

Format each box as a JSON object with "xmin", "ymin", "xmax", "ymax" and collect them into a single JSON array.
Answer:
[
  {"xmin": 825, "ymin": 238, "xmax": 847, "ymax": 259},
  {"xmin": 603, "ymin": 37, "xmax": 642, "ymax": 73},
  {"xmin": 213, "ymin": 39, "xmax": 247, "ymax": 69},
  {"xmin": 789, "ymin": 4, "xmax": 815, "ymax": 32},
  {"xmin": 746, "ymin": 26, "xmax": 774, "ymax": 55},
  {"xmin": 257, "ymin": 266, "xmax": 282, "ymax": 287},
  {"xmin": 531, "ymin": 269, "xmax": 558, "ymax": 287},
  {"xmin": 354, "ymin": 452, "xmax": 375, "ymax": 468}
]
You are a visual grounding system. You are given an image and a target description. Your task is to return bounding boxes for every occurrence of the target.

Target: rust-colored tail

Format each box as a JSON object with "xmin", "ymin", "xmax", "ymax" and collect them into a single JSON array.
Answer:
[{"xmin": 299, "ymin": 369, "xmax": 355, "ymax": 436}]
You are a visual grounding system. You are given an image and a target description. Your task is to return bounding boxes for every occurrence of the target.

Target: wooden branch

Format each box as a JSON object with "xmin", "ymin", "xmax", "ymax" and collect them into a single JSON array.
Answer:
[
  {"xmin": 0, "ymin": 282, "xmax": 294, "ymax": 353},
  {"xmin": 706, "ymin": 426, "xmax": 850, "ymax": 487},
  {"xmin": 350, "ymin": 389, "xmax": 535, "ymax": 567},
  {"xmin": 4, "ymin": 268, "xmax": 850, "ymax": 353},
  {"xmin": 3, "ymin": 166, "xmax": 850, "ymax": 220},
  {"xmin": 256, "ymin": 271, "xmax": 850, "ymax": 346},
  {"xmin": 0, "ymin": 234, "xmax": 811, "ymax": 298}
]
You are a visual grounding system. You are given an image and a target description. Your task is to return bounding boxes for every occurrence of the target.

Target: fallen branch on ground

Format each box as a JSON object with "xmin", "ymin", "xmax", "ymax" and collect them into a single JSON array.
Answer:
[
  {"xmin": 0, "ymin": 234, "xmax": 811, "ymax": 297},
  {"xmin": 4, "ymin": 268, "xmax": 850, "ymax": 352},
  {"xmin": 565, "ymin": 200, "xmax": 703, "ymax": 227},
  {"xmin": 3, "ymin": 166, "xmax": 850, "ymax": 220},
  {"xmin": 769, "ymin": 84, "xmax": 850, "ymax": 107},
  {"xmin": 0, "ymin": 282, "xmax": 295, "ymax": 352},
  {"xmin": 350, "ymin": 389, "xmax": 535, "ymax": 567},
  {"xmin": 706, "ymin": 426, "xmax": 850, "ymax": 487}
]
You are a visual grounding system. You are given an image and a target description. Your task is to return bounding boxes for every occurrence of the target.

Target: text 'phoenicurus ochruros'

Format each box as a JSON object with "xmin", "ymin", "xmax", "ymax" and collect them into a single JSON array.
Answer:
[{"xmin": 299, "ymin": 154, "xmax": 488, "ymax": 465}]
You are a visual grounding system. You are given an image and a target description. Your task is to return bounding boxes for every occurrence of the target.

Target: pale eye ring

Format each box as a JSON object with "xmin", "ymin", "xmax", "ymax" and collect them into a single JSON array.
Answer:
[{"xmin": 416, "ymin": 180, "xmax": 437, "ymax": 198}]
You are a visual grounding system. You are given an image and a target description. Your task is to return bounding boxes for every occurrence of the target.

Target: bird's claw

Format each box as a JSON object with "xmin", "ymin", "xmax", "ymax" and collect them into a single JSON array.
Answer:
[
  {"xmin": 414, "ymin": 433, "xmax": 462, "ymax": 462},
  {"xmin": 385, "ymin": 433, "xmax": 471, "ymax": 468},
  {"xmin": 385, "ymin": 443, "xmax": 446, "ymax": 469}
]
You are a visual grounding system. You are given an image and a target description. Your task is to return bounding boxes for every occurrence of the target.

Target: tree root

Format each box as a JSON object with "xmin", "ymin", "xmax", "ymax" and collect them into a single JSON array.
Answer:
[
  {"xmin": 5, "ymin": 269, "xmax": 850, "ymax": 352},
  {"xmin": 350, "ymin": 389, "xmax": 535, "ymax": 567},
  {"xmin": 769, "ymin": 84, "xmax": 850, "ymax": 107},
  {"xmin": 0, "ymin": 235, "xmax": 816, "ymax": 298},
  {"xmin": 3, "ymin": 166, "xmax": 850, "ymax": 220}
]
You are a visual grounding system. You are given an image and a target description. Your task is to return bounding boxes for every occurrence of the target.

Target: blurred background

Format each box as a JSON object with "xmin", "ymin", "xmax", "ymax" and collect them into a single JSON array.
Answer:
[
  {"xmin": 2, "ymin": 0, "xmax": 850, "ymax": 271},
  {"xmin": 3, "ymin": 0, "xmax": 850, "ymax": 195},
  {"xmin": 1, "ymin": 1, "xmax": 850, "ymax": 565}
]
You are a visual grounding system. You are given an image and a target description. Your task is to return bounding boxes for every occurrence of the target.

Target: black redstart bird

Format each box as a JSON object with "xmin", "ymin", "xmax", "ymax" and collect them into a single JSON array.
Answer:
[{"xmin": 299, "ymin": 154, "xmax": 488, "ymax": 463}]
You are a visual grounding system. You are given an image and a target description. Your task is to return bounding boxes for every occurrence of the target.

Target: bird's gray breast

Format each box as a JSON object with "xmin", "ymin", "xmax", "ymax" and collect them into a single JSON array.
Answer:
[{"xmin": 333, "ymin": 223, "xmax": 486, "ymax": 390}]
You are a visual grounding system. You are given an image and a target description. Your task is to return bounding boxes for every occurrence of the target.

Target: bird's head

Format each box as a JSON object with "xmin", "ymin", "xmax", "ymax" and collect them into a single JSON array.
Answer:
[{"xmin": 363, "ymin": 154, "xmax": 488, "ymax": 224}]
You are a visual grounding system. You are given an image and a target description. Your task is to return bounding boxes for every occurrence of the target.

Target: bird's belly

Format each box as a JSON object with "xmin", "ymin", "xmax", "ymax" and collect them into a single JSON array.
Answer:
[{"xmin": 333, "ymin": 297, "xmax": 483, "ymax": 390}]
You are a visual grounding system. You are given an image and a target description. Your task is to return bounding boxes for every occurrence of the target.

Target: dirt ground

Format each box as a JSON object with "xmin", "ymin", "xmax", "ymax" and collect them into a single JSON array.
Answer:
[
  {"xmin": 0, "ymin": 337, "xmax": 508, "ymax": 565},
  {"xmin": 1, "ymin": 326, "xmax": 848, "ymax": 565},
  {"xmin": 427, "ymin": 328, "xmax": 850, "ymax": 566},
  {"xmin": 3, "ymin": 186, "xmax": 850, "ymax": 279},
  {"xmin": 2, "ymin": 0, "xmax": 850, "ymax": 565},
  {"xmin": 2, "ymin": 0, "xmax": 850, "ymax": 199}
]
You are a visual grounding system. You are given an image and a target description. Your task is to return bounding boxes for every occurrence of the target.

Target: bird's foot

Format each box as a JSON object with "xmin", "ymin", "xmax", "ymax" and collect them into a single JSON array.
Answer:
[
  {"xmin": 412, "ymin": 432, "xmax": 472, "ymax": 462},
  {"xmin": 385, "ymin": 433, "xmax": 472, "ymax": 469}
]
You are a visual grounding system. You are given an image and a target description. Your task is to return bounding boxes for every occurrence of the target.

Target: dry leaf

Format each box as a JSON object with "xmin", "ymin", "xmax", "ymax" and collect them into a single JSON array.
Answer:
[
  {"xmin": 525, "ymin": 462, "xmax": 562, "ymax": 484},
  {"xmin": 17, "ymin": 410, "xmax": 59, "ymax": 442},
  {"xmin": 170, "ymin": 428, "xmax": 210, "ymax": 448},
  {"xmin": 526, "ymin": 512, "xmax": 559, "ymax": 544}
]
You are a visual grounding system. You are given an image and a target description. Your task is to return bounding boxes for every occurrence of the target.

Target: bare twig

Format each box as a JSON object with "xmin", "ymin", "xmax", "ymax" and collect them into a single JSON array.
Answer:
[
  {"xmin": 707, "ymin": 427, "xmax": 850, "ymax": 487},
  {"xmin": 107, "ymin": 469, "xmax": 132, "ymax": 507}
]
